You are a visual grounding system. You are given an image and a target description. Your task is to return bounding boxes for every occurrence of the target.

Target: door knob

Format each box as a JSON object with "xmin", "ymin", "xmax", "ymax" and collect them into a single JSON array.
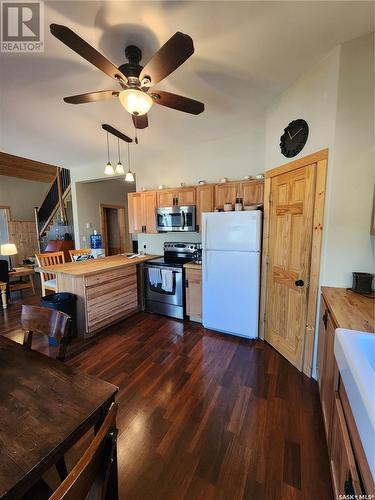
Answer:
[{"xmin": 295, "ymin": 279, "xmax": 304, "ymax": 287}]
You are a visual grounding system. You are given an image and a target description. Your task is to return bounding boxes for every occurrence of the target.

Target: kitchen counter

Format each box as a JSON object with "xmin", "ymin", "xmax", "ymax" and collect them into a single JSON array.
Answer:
[
  {"xmin": 39, "ymin": 254, "xmax": 159, "ymax": 277},
  {"xmin": 183, "ymin": 262, "xmax": 202, "ymax": 270},
  {"xmin": 41, "ymin": 254, "xmax": 159, "ymax": 337},
  {"xmin": 322, "ymin": 286, "xmax": 374, "ymax": 332}
]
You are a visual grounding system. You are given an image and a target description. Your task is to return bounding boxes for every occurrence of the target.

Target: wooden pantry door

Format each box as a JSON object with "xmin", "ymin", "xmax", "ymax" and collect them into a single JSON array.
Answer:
[{"xmin": 264, "ymin": 163, "xmax": 316, "ymax": 371}]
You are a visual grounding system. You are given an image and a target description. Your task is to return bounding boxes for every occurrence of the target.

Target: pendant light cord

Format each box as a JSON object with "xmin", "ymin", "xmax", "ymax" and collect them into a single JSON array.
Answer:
[
  {"xmin": 127, "ymin": 142, "xmax": 131, "ymax": 171},
  {"xmin": 106, "ymin": 131, "xmax": 110, "ymax": 163},
  {"xmin": 117, "ymin": 138, "xmax": 121, "ymax": 163}
]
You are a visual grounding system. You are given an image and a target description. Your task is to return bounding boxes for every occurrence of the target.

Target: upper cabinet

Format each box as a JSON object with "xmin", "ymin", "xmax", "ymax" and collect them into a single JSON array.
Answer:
[
  {"xmin": 128, "ymin": 191, "xmax": 157, "ymax": 234},
  {"xmin": 157, "ymin": 187, "xmax": 196, "ymax": 207},
  {"xmin": 196, "ymin": 184, "xmax": 215, "ymax": 232},
  {"xmin": 215, "ymin": 180, "xmax": 264, "ymax": 209}
]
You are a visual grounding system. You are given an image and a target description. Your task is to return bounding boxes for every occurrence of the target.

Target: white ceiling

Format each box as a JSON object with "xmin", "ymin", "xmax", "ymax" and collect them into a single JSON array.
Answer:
[{"xmin": 0, "ymin": 0, "xmax": 373, "ymax": 171}]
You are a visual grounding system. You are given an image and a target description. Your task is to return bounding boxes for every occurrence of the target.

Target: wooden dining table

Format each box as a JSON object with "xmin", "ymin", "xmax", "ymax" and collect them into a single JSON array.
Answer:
[{"xmin": 0, "ymin": 336, "xmax": 118, "ymax": 499}]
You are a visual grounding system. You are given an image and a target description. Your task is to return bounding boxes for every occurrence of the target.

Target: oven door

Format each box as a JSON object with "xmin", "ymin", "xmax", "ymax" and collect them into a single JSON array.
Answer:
[
  {"xmin": 156, "ymin": 206, "xmax": 196, "ymax": 232},
  {"xmin": 144, "ymin": 265, "xmax": 183, "ymax": 306}
]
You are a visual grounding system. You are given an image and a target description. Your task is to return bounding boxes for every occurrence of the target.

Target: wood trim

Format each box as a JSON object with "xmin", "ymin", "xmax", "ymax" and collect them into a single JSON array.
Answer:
[
  {"xmin": 259, "ymin": 177, "xmax": 271, "ymax": 340},
  {"xmin": 260, "ymin": 149, "xmax": 328, "ymax": 376},
  {"xmin": 302, "ymin": 158, "xmax": 328, "ymax": 375},
  {"xmin": 0, "ymin": 151, "xmax": 58, "ymax": 183},
  {"xmin": 266, "ymin": 149, "xmax": 328, "ymax": 179},
  {"xmin": 99, "ymin": 204, "xmax": 127, "ymax": 256}
]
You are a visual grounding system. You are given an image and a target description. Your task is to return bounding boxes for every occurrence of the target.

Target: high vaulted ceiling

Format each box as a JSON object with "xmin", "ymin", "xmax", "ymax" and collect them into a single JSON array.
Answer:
[{"xmin": 0, "ymin": 1, "xmax": 373, "ymax": 171}]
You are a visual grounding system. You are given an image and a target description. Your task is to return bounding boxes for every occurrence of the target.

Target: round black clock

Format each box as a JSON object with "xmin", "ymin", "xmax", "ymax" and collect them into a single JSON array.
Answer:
[{"xmin": 280, "ymin": 119, "xmax": 309, "ymax": 158}]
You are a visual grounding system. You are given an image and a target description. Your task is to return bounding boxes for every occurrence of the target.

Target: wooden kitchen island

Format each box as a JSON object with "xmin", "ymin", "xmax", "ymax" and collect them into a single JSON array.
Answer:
[{"xmin": 39, "ymin": 254, "xmax": 158, "ymax": 337}]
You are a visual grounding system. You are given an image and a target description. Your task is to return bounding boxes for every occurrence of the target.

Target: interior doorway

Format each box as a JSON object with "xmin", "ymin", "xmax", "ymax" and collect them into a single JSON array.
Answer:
[{"xmin": 100, "ymin": 204, "xmax": 128, "ymax": 256}]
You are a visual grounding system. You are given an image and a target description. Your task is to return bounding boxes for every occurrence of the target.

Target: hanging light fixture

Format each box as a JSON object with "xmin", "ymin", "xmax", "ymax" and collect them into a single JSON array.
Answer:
[
  {"xmin": 119, "ymin": 89, "xmax": 153, "ymax": 116},
  {"xmin": 115, "ymin": 137, "xmax": 125, "ymax": 174},
  {"xmin": 125, "ymin": 142, "xmax": 135, "ymax": 182},
  {"xmin": 104, "ymin": 131, "xmax": 114, "ymax": 175}
]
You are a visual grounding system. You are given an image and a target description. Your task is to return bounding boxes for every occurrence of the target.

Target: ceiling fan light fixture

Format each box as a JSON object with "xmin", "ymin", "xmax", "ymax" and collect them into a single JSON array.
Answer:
[
  {"xmin": 119, "ymin": 89, "xmax": 153, "ymax": 116},
  {"xmin": 104, "ymin": 162, "xmax": 115, "ymax": 175},
  {"xmin": 125, "ymin": 169, "xmax": 135, "ymax": 183}
]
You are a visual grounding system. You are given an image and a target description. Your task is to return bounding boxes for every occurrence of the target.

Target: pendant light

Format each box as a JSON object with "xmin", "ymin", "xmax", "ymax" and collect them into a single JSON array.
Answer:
[
  {"xmin": 125, "ymin": 142, "xmax": 135, "ymax": 182},
  {"xmin": 115, "ymin": 137, "xmax": 125, "ymax": 174},
  {"xmin": 104, "ymin": 131, "xmax": 114, "ymax": 175}
]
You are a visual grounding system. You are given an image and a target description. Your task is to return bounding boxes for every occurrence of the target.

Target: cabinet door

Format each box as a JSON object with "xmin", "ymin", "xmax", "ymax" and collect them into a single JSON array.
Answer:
[
  {"xmin": 128, "ymin": 192, "xmax": 143, "ymax": 233},
  {"xmin": 321, "ymin": 311, "xmax": 338, "ymax": 443},
  {"xmin": 185, "ymin": 269, "xmax": 202, "ymax": 321},
  {"xmin": 330, "ymin": 395, "xmax": 362, "ymax": 498},
  {"xmin": 142, "ymin": 191, "xmax": 157, "ymax": 234},
  {"xmin": 317, "ymin": 296, "xmax": 328, "ymax": 392},
  {"xmin": 214, "ymin": 183, "xmax": 239, "ymax": 209},
  {"xmin": 196, "ymin": 184, "xmax": 215, "ymax": 232},
  {"xmin": 241, "ymin": 180, "xmax": 264, "ymax": 205},
  {"xmin": 176, "ymin": 187, "xmax": 196, "ymax": 205},
  {"xmin": 157, "ymin": 189, "xmax": 175, "ymax": 207}
]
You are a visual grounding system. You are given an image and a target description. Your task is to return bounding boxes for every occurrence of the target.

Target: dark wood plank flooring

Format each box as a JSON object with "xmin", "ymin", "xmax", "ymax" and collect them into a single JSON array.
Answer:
[{"xmin": 0, "ymin": 293, "xmax": 333, "ymax": 500}]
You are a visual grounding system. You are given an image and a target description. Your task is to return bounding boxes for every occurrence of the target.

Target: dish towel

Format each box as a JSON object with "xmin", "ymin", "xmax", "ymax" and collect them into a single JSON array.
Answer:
[
  {"xmin": 161, "ymin": 269, "xmax": 174, "ymax": 292},
  {"xmin": 148, "ymin": 268, "xmax": 162, "ymax": 286}
]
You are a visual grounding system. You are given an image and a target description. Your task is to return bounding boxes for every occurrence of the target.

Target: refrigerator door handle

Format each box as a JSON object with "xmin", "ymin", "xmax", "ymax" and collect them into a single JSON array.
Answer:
[{"xmin": 204, "ymin": 215, "xmax": 208, "ymax": 250}]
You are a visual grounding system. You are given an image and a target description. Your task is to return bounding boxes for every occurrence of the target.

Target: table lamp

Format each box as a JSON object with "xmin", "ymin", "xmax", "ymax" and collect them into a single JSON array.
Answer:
[{"xmin": 0, "ymin": 243, "xmax": 18, "ymax": 272}]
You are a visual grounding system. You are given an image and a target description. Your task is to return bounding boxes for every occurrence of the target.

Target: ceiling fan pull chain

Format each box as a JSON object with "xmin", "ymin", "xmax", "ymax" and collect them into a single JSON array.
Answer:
[{"xmin": 134, "ymin": 126, "xmax": 139, "ymax": 145}]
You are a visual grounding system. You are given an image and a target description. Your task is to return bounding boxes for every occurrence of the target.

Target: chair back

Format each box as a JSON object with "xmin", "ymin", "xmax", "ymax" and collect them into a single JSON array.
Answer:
[
  {"xmin": 21, "ymin": 304, "xmax": 71, "ymax": 362},
  {"xmin": 50, "ymin": 403, "xmax": 118, "ymax": 500},
  {"xmin": 35, "ymin": 251, "xmax": 65, "ymax": 281},
  {"xmin": 0, "ymin": 260, "xmax": 9, "ymax": 299},
  {"xmin": 69, "ymin": 248, "xmax": 91, "ymax": 261}
]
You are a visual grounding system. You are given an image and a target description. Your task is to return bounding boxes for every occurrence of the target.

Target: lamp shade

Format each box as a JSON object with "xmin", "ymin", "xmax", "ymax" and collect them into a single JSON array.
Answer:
[
  {"xmin": 0, "ymin": 243, "xmax": 17, "ymax": 256},
  {"xmin": 119, "ymin": 89, "xmax": 153, "ymax": 116}
]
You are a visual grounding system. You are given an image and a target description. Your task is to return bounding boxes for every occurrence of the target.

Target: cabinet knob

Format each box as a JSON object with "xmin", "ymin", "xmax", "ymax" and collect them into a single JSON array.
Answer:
[{"xmin": 294, "ymin": 279, "xmax": 304, "ymax": 287}]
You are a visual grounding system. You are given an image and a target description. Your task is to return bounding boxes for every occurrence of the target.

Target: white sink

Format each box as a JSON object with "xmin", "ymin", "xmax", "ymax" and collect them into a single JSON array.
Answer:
[{"xmin": 334, "ymin": 328, "xmax": 375, "ymax": 481}]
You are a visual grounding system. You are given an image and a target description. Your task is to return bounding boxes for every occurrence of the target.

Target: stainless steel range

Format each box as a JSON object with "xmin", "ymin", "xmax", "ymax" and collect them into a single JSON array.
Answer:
[{"xmin": 143, "ymin": 242, "xmax": 199, "ymax": 319}]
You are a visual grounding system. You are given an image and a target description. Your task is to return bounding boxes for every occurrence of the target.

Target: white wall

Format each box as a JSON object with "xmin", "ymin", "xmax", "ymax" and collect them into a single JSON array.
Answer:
[
  {"xmin": 0, "ymin": 175, "xmax": 49, "ymax": 220},
  {"xmin": 265, "ymin": 34, "xmax": 374, "ymax": 287}
]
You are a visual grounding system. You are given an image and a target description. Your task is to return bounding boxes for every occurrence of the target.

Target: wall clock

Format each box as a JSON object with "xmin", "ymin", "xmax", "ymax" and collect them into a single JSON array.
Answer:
[{"xmin": 280, "ymin": 119, "xmax": 309, "ymax": 158}]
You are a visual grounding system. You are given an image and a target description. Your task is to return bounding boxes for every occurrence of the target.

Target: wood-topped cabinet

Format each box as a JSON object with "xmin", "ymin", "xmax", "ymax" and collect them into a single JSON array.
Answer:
[
  {"xmin": 185, "ymin": 267, "xmax": 202, "ymax": 322},
  {"xmin": 128, "ymin": 191, "xmax": 157, "ymax": 234},
  {"xmin": 196, "ymin": 184, "xmax": 215, "ymax": 232},
  {"xmin": 318, "ymin": 287, "xmax": 375, "ymax": 497},
  {"xmin": 157, "ymin": 187, "xmax": 196, "ymax": 207}
]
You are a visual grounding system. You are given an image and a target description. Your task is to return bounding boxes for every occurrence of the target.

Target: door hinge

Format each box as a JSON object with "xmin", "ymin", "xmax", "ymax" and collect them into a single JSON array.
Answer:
[
  {"xmin": 185, "ymin": 279, "xmax": 189, "ymax": 288},
  {"xmin": 263, "ymin": 312, "xmax": 266, "ymax": 323}
]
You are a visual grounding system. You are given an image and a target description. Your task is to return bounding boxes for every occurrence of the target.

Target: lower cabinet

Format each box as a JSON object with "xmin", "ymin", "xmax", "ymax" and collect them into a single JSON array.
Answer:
[
  {"xmin": 330, "ymin": 395, "xmax": 362, "ymax": 498},
  {"xmin": 185, "ymin": 267, "xmax": 202, "ymax": 322}
]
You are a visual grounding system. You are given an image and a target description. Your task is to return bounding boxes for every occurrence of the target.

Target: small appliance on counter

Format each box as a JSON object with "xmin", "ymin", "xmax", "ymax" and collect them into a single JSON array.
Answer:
[
  {"xmin": 143, "ymin": 242, "xmax": 199, "ymax": 319},
  {"xmin": 351, "ymin": 272, "xmax": 374, "ymax": 295}
]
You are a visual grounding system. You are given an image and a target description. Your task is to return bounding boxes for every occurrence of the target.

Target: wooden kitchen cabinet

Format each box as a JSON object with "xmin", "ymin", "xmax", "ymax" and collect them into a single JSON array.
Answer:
[
  {"xmin": 330, "ymin": 395, "xmax": 362, "ymax": 498},
  {"xmin": 196, "ymin": 184, "xmax": 215, "ymax": 232},
  {"xmin": 185, "ymin": 267, "xmax": 202, "ymax": 322},
  {"xmin": 317, "ymin": 297, "xmax": 328, "ymax": 391},
  {"xmin": 320, "ymin": 301, "xmax": 337, "ymax": 443},
  {"xmin": 128, "ymin": 191, "xmax": 157, "ymax": 234},
  {"xmin": 157, "ymin": 187, "xmax": 196, "ymax": 207},
  {"xmin": 241, "ymin": 180, "xmax": 264, "ymax": 205},
  {"xmin": 214, "ymin": 182, "xmax": 239, "ymax": 209}
]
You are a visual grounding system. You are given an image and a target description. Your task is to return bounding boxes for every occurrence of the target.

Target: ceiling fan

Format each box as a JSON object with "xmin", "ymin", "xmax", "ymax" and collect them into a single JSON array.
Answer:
[{"xmin": 50, "ymin": 24, "xmax": 205, "ymax": 129}]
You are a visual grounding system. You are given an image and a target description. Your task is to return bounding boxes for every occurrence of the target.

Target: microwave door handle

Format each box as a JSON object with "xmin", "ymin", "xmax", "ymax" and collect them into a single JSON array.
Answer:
[{"xmin": 181, "ymin": 211, "xmax": 186, "ymax": 229}]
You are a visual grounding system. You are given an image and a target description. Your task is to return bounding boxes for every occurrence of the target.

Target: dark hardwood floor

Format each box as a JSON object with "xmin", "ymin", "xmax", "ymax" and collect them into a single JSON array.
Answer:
[{"xmin": 0, "ymin": 293, "xmax": 333, "ymax": 500}]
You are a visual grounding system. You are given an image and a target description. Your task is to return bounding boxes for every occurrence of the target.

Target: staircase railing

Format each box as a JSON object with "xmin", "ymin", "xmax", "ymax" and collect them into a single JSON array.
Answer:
[{"xmin": 35, "ymin": 167, "xmax": 71, "ymax": 237}]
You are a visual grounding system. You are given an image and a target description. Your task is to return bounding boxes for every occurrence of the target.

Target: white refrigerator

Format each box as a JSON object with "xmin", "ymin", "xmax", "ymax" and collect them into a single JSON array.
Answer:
[{"xmin": 202, "ymin": 210, "xmax": 262, "ymax": 339}]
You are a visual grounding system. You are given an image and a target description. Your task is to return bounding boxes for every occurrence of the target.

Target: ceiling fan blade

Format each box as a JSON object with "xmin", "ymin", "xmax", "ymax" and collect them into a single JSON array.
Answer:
[
  {"xmin": 50, "ymin": 24, "xmax": 128, "ymax": 85},
  {"xmin": 139, "ymin": 32, "xmax": 194, "ymax": 86},
  {"xmin": 151, "ymin": 91, "xmax": 204, "ymax": 115},
  {"xmin": 132, "ymin": 114, "xmax": 149, "ymax": 129},
  {"xmin": 64, "ymin": 90, "xmax": 119, "ymax": 104}
]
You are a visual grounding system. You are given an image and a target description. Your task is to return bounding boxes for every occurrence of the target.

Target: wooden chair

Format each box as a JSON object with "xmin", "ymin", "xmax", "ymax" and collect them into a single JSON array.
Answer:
[
  {"xmin": 35, "ymin": 251, "xmax": 65, "ymax": 296},
  {"xmin": 68, "ymin": 248, "xmax": 91, "ymax": 261},
  {"xmin": 25, "ymin": 403, "xmax": 119, "ymax": 500},
  {"xmin": 21, "ymin": 304, "xmax": 72, "ymax": 362}
]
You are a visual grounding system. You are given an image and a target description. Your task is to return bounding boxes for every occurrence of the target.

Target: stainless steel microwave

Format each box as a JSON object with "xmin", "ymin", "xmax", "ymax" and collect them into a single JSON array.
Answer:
[{"xmin": 156, "ymin": 206, "xmax": 196, "ymax": 232}]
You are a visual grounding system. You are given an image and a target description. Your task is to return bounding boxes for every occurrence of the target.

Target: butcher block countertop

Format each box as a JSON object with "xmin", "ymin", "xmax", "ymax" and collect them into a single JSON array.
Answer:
[
  {"xmin": 183, "ymin": 262, "xmax": 202, "ymax": 270},
  {"xmin": 322, "ymin": 286, "xmax": 375, "ymax": 333},
  {"xmin": 39, "ymin": 254, "xmax": 159, "ymax": 277}
]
